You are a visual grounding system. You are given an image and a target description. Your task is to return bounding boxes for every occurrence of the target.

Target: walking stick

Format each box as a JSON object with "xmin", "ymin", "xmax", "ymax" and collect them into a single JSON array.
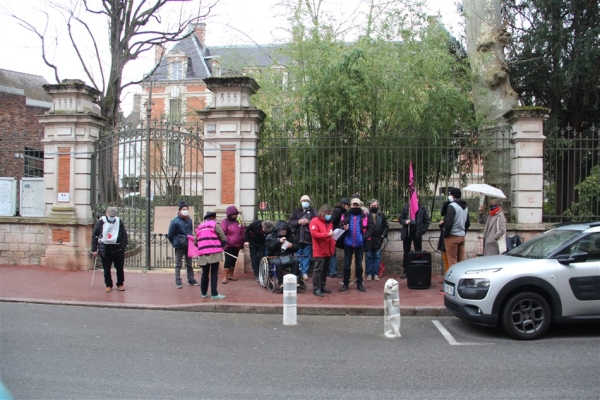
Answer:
[{"xmin": 91, "ymin": 254, "xmax": 98, "ymax": 285}]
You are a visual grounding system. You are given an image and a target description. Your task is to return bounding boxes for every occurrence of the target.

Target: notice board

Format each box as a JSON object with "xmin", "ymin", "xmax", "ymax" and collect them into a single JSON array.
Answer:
[
  {"xmin": 154, "ymin": 206, "xmax": 195, "ymax": 235},
  {"xmin": 0, "ymin": 177, "xmax": 16, "ymax": 216},
  {"xmin": 20, "ymin": 178, "xmax": 45, "ymax": 217}
]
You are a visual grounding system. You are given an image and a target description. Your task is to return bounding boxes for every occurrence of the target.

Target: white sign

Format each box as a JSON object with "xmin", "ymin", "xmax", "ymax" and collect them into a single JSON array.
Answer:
[
  {"xmin": 154, "ymin": 206, "xmax": 195, "ymax": 234},
  {"xmin": 0, "ymin": 178, "xmax": 16, "ymax": 216},
  {"xmin": 20, "ymin": 178, "xmax": 45, "ymax": 217},
  {"xmin": 58, "ymin": 192, "xmax": 70, "ymax": 202}
]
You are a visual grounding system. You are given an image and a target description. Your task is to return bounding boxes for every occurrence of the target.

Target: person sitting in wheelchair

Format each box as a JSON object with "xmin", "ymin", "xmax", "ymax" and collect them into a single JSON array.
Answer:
[{"xmin": 265, "ymin": 221, "xmax": 301, "ymax": 289}]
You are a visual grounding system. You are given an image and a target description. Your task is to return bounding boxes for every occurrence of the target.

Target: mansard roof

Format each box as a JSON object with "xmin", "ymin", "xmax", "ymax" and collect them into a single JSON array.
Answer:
[{"xmin": 0, "ymin": 69, "xmax": 52, "ymax": 102}]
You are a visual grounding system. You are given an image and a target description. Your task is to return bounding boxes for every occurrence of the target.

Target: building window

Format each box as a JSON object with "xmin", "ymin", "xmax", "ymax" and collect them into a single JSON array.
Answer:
[
  {"xmin": 167, "ymin": 141, "xmax": 181, "ymax": 167},
  {"xmin": 169, "ymin": 98, "xmax": 182, "ymax": 123},
  {"xmin": 171, "ymin": 60, "xmax": 185, "ymax": 80},
  {"xmin": 24, "ymin": 147, "xmax": 43, "ymax": 177}
]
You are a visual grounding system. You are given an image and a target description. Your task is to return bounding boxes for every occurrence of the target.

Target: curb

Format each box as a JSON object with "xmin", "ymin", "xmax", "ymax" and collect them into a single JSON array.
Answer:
[{"xmin": 0, "ymin": 298, "xmax": 452, "ymax": 317}]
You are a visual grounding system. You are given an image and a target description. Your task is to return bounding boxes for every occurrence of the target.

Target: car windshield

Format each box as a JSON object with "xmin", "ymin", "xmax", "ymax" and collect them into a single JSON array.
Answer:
[{"xmin": 507, "ymin": 229, "xmax": 582, "ymax": 259}]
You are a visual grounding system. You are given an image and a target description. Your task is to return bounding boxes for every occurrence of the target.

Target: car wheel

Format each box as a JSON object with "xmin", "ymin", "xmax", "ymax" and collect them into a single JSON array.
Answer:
[{"xmin": 501, "ymin": 291, "xmax": 551, "ymax": 340}]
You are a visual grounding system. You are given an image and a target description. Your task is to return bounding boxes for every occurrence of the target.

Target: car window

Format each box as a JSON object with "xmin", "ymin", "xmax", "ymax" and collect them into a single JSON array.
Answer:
[
  {"xmin": 508, "ymin": 229, "xmax": 582, "ymax": 259},
  {"xmin": 562, "ymin": 232, "xmax": 600, "ymax": 261}
]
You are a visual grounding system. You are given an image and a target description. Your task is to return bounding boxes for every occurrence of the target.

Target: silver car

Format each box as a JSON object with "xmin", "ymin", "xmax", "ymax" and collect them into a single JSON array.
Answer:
[{"xmin": 444, "ymin": 222, "xmax": 600, "ymax": 340}]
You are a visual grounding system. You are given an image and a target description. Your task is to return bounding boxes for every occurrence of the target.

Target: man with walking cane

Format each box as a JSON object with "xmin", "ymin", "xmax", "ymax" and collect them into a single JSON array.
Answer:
[{"xmin": 91, "ymin": 207, "xmax": 128, "ymax": 293}]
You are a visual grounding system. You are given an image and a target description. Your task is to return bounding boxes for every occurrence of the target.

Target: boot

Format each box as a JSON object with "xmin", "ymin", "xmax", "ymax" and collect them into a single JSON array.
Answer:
[
  {"xmin": 228, "ymin": 266, "xmax": 238, "ymax": 281},
  {"xmin": 222, "ymin": 268, "xmax": 229, "ymax": 284}
]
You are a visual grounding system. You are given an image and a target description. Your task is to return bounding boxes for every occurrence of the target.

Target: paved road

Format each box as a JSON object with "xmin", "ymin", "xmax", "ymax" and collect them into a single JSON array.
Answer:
[{"xmin": 1, "ymin": 303, "xmax": 599, "ymax": 399}]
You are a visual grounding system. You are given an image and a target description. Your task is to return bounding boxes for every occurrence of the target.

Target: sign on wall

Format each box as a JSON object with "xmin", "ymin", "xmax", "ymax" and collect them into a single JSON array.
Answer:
[
  {"xmin": 20, "ymin": 178, "xmax": 45, "ymax": 217},
  {"xmin": 0, "ymin": 178, "xmax": 16, "ymax": 216}
]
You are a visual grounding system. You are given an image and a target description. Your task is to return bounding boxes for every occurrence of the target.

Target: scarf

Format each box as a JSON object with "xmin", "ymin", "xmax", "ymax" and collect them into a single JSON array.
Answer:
[{"xmin": 490, "ymin": 207, "xmax": 502, "ymax": 216}]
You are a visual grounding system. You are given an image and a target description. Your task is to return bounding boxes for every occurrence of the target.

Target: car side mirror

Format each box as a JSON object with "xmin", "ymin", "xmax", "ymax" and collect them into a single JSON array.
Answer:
[{"xmin": 556, "ymin": 251, "xmax": 588, "ymax": 265}]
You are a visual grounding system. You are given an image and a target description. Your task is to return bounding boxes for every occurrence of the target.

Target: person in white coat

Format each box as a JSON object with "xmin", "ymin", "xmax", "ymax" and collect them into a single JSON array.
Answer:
[{"xmin": 479, "ymin": 199, "xmax": 507, "ymax": 256}]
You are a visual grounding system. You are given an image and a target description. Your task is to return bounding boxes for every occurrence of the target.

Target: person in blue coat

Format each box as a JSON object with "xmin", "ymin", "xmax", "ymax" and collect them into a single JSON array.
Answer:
[{"xmin": 168, "ymin": 201, "xmax": 198, "ymax": 289}]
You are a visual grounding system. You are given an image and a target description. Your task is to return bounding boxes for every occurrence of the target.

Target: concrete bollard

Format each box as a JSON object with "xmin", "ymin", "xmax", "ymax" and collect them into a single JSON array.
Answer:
[
  {"xmin": 283, "ymin": 273, "xmax": 297, "ymax": 325},
  {"xmin": 383, "ymin": 278, "xmax": 401, "ymax": 338}
]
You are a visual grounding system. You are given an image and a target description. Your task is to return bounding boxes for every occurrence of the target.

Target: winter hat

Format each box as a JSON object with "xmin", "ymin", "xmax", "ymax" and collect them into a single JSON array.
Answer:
[
  {"xmin": 449, "ymin": 188, "xmax": 462, "ymax": 199},
  {"xmin": 179, "ymin": 201, "xmax": 189, "ymax": 210},
  {"xmin": 340, "ymin": 197, "xmax": 350, "ymax": 205},
  {"xmin": 225, "ymin": 205, "xmax": 239, "ymax": 216},
  {"xmin": 106, "ymin": 207, "xmax": 118, "ymax": 217},
  {"xmin": 203, "ymin": 211, "xmax": 217, "ymax": 220},
  {"xmin": 261, "ymin": 220, "xmax": 274, "ymax": 233},
  {"xmin": 300, "ymin": 195, "xmax": 311, "ymax": 203}
]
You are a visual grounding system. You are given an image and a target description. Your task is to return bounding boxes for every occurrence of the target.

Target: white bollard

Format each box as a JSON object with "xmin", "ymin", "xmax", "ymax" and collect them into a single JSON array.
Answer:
[
  {"xmin": 383, "ymin": 278, "xmax": 401, "ymax": 338},
  {"xmin": 283, "ymin": 273, "xmax": 297, "ymax": 325}
]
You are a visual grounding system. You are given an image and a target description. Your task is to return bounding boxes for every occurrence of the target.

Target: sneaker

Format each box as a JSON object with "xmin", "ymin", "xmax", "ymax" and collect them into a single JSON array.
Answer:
[
  {"xmin": 321, "ymin": 287, "xmax": 332, "ymax": 294},
  {"xmin": 211, "ymin": 294, "xmax": 226, "ymax": 300},
  {"xmin": 105, "ymin": 287, "xmax": 112, "ymax": 293},
  {"xmin": 188, "ymin": 279, "xmax": 200, "ymax": 286},
  {"xmin": 201, "ymin": 294, "xmax": 209, "ymax": 298},
  {"xmin": 340, "ymin": 284, "xmax": 349, "ymax": 292},
  {"xmin": 176, "ymin": 280, "xmax": 183, "ymax": 289},
  {"xmin": 374, "ymin": 275, "xmax": 380, "ymax": 281},
  {"xmin": 117, "ymin": 285, "xmax": 124, "ymax": 291},
  {"xmin": 302, "ymin": 274, "xmax": 309, "ymax": 281},
  {"xmin": 366, "ymin": 276, "xmax": 372, "ymax": 281}
]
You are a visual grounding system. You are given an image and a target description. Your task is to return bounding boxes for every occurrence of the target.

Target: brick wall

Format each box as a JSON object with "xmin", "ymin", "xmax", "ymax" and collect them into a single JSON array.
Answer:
[{"xmin": 221, "ymin": 145, "xmax": 236, "ymax": 204}]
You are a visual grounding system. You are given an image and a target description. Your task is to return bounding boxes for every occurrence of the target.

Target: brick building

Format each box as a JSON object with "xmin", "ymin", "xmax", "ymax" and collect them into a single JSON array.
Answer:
[{"xmin": 0, "ymin": 69, "xmax": 52, "ymax": 182}]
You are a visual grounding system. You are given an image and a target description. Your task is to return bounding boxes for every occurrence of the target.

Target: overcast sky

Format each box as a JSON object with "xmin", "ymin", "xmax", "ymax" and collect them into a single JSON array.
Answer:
[{"xmin": 0, "ymin": 0, "xmax": 462, "ymax": 114}]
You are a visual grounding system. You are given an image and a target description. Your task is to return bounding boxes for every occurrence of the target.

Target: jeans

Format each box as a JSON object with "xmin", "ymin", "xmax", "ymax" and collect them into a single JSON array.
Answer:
[
  {"xmin": 101, "ymin": 250, "xmax": 125, "ymax": 288},
  {"xmin": 343, "ymin": 246, "xmax": 364, "ymax": 285},
  {"xmin": 312, "ymin": 257, "xmax": 329, "ymax": 292},
  {"xmin": 365, "ymin": 247, "xmax": 382, "ymax": 277},
  {"xmin": 174, "ymin": 247, "xmax": 194, "ymax": 282},
  {"xmin": 296, "ymin": 243, "xmax": 312, "ymax": 276},
  {"xmin": 200, "ymin": 262, "xmax": 220, "ymax": 296},
  {"xmin": 249, "ymin": 242, "xmax": 265, "ymax": 278},
  {"xmin": 329, "ymin": 252, "xmax": 338, "ymax": 276}
]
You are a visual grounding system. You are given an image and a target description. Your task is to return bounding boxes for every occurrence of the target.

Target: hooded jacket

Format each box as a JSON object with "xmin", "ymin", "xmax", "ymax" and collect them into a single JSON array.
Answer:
[
  {"xmin": 265, "ymin": 221, "xmax": 299, "ymax": 256},
  {"xmin": 309, "ymin": 216, "xmax": 336, "ymax": 257},
  {"xmin": 443, "ymin": 199, "xmax": 470, "ymax": 237},
  {"xmin": 340, "ymin": 209, "xmax": 374, "ymax": 249}
]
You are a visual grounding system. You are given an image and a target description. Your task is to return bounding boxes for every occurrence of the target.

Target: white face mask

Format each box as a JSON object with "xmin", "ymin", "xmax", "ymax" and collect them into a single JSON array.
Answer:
[
  {"xmin": 448, "ymin": 195, "xmax": 454, "ymax": 202},
  {"xmin": 181, "ymin": 210, "xmax": 189, "ymax": 217}
]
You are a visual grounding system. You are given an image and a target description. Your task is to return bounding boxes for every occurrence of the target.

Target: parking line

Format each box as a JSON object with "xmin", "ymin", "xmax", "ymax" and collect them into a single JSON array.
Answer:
[{"xmin": 432, "ymin": 320, "xmax": 490, "ymax": 346}]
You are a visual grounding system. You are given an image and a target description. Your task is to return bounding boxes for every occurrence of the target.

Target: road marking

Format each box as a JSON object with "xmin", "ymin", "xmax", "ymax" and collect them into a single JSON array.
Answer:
[{"xmin": 432, "ymin": 320, "xmax": 490, "ymax": 346}]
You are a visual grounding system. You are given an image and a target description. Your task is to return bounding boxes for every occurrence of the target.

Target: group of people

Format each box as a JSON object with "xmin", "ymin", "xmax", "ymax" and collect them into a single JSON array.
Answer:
[{"xmin": 91, "ymin": 189, "xmax": 507, "ymax": 298}]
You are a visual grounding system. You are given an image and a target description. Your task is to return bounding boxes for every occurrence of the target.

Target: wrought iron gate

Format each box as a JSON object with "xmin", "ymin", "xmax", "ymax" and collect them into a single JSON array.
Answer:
[{"xmin": 92, "ymin": 121, "xmax": 204, "ymax": 269}]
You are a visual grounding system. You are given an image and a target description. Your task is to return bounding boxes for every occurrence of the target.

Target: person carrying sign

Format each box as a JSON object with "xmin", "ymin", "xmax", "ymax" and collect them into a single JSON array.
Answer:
[{"xmin": 91, "ymin": 207, "xmax": 128, "ymax": 293}]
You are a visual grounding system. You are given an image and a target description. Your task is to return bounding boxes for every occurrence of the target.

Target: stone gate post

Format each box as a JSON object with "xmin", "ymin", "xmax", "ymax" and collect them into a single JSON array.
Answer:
[
  {"xmin": 504, "ymin": 107, "xmax": 550, "ymax": 224},
  {"xmin": 197, "ymin": 77, "xmax": 265, "ymax": 272},
  {"xmin": 38, "ymin": 80, "xmax": 105, "ymax": 270}
]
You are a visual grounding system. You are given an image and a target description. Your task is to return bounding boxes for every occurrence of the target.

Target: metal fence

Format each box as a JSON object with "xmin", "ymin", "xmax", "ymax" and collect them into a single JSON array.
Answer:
[{"xmin": 257, "ymin": 134, "xmax": 512, "ymax": 222}]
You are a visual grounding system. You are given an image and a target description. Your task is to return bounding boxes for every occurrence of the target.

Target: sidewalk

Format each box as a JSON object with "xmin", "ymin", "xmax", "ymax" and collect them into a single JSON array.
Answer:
[{"xmin": 0, "ymin": 265, "xmax": 450, "ymax": 316}]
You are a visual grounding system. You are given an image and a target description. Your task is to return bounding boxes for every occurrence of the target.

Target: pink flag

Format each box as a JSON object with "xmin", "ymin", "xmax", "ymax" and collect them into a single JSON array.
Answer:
[
  {"xmin": 187, "ymin": 235, "xmax": 198, "ymax": 258},
  {"xmin": 408, "ymin": 161, "xmax": 418, "ymax": 220}
]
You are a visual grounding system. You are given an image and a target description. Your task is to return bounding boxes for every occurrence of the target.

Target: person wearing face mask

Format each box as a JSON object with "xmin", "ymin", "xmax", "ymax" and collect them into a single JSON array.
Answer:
[
  {"xmin": 443, "ymin": 188, "xmax": 471, "ymax": 268},
  {"xmin": 91, "ymin": 207, "xmax": 128, "ymax": 293},
  {"xmin": 329, "ymin": 197, "xmax": 350, "ymax": 278},
  {"xmin": 365, "ymin": 199, "xmax": 389, "ymax": 281},
  {"xmin": 339, "ymin": 198, "xmax": 374, "ymax": 292},
  {"xmin": 309, "ymin": 205, "xmax": 336, "ymax": 297},
  {"xmin": 289, "ymin": 195, "xmax": 316, "ymax": 281},
  {"xmin": 168, "ymin": 201, "xmax": 198, "ymax": 289},
  {"xmin": 220, "ymin": 205, "xmax": 245, "ymax": 283},
  {"xmin": 399, "ymin": 194, "xmax": 431, "ymax": 279},
  {"xmin": 478, "ymin": 199, "xmax": 507, "ymax": 256}
]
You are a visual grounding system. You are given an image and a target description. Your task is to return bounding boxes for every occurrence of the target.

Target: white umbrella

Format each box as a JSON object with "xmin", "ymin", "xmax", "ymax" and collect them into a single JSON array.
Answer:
[{"xmin": 462, "ymin": 183, "xmax": 507, "ymax": 199}]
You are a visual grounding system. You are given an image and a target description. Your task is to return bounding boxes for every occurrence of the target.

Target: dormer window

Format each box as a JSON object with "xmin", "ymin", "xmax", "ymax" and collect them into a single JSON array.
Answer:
[
  {"xmin": 167, "ymin": 53, "xmax": 188, "ymax": 80},
  {"xmin": 172, "ymin": 61, "xmax": 184, "ymax": 80}
]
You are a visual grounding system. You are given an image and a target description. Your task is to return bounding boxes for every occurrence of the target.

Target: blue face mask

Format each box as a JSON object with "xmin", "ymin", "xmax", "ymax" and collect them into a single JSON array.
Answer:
[
  {"xmin": 301, "ymin": 202, "xmax": 310, "ymax": 209},
  {"xmin": 107, "ymin": 216, "xmax": 116, "ymax": 223},
  {"xmin": 325, "ymin": 215, "xmax": 332, "ymax": 221}
]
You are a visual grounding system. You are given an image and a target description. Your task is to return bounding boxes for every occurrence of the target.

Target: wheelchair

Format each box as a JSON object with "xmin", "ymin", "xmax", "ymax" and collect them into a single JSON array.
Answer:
[{"xmin": 258, "ymin": 255, "xmax": 307, "ymax": 293}]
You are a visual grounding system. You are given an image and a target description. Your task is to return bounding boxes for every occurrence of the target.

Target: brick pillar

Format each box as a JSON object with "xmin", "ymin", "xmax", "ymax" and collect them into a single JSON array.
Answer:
[
  {"xmin": 38, "ymin": 80, "xmax": 105, "ymax": 270},
  {"xmin": 504, "ymin": 107, "xmax": 550, "ymax": 224},
  {"xmin": 197, "ymin": 77, "xmax": 265, "ymax": 272}
]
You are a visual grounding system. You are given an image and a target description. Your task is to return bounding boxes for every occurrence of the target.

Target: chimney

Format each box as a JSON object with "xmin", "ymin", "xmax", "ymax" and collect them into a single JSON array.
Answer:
[
  {"xmin": 193, "ymin": 23, "xmax": 206, "ymax": 48},
  {"xmin": 154, "ymin": 44, "xmax": 165, "ymax": 64},
  {"xmin": 132, "ymin": 94, "xmax": 141, "ymax": 114}
]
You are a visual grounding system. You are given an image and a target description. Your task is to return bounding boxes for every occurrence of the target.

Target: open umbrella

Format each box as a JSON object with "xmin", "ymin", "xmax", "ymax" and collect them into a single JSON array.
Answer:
[{"xmin": 462, "ymin": 183, "xmax": 507, "ymax": 199}]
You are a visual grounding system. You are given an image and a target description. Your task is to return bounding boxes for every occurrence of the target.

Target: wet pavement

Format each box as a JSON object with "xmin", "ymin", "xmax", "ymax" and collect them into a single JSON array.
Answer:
[{"xmin": 0, "ymin": 265, "xmax": 450, "ymax": 316}]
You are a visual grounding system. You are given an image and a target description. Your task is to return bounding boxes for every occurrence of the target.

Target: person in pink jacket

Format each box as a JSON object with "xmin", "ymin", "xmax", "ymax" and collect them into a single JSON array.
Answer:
[
  {"xmin": 309, "ymin": 205, "xmax": 336, "ymax": 297},
  {"xmin": 220, "ymin": 205, "xmax": 245, "ymax": 284}
]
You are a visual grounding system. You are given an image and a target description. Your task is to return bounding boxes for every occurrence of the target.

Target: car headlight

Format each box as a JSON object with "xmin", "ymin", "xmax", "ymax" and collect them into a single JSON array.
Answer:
[
  {"xmin": 464, "ymin": 268, "xmax": 502, "ymax": 274},
  {"xmin": 457, "ymin": 278, "xmax": 491, "ymax": 300},
  {"xmin": 462, "ymin": 278, "xmax": 490, "ymax": 288}
]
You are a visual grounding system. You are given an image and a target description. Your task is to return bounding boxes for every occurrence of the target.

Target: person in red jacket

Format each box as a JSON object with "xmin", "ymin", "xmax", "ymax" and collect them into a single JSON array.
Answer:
[{"xmin": 309, "ymin": 205, "xmax": 336, "ymax": 297}]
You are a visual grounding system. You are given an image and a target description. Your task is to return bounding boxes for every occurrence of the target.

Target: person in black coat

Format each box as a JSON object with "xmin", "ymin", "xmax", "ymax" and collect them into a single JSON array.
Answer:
[
  {"xmin": 244, "ymin": 220, "xmax": 275, "ymax": 282},
  {"xmin": 289, "ymin": 195, "xmax": 316, "ymax": 280},
  {"xmin": 91, "ymin": 207, "xmax": 128, "ymax": 293},
  {"xmin": 399, "ymin": 196, "xmax": 431, "ymax": 279},
  {"xmin": 329, "ymin": 197, "xmax": 350, "ymax": 277},
  {"xmin": 365, "ymin": 199, "xmax": 389, "ymax": 280},
  {"xmin": 265, "ymin": 221, "xmax": 300, "ymax": 288}
]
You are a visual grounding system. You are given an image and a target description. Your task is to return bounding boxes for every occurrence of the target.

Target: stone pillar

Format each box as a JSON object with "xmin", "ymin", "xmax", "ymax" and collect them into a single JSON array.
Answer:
[
  {"xmin": 38, "ymin": 80, "xmax": 105, "ymax": 270},
  {"xmin": 197, "ymin": 77, "xmax": 265, "ymax": 222},
  {"xmin": 197, "ymin": 77, "xmax": 265, "ymax": 273},
  {"xmin": 504, "ymin": 107, "xmax": 550, "ymax": 224}
]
